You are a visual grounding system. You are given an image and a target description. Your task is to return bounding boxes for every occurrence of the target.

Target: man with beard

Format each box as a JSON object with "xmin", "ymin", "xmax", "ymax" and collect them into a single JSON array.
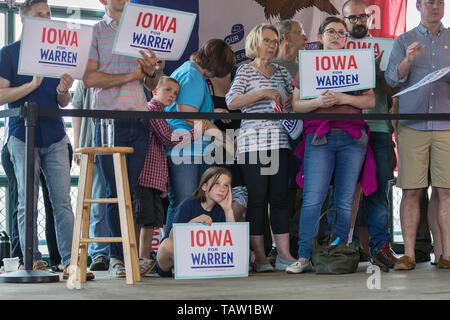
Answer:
[{"xmin": 342, "ymin": 0, "xmax": 399, "ymax": 269}]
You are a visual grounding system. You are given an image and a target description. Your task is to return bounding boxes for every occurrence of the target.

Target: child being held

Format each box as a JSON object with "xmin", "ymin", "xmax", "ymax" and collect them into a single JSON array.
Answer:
[
  {"xmin": 155, "ymin": 166, "xmax": 235, "ymax": 277},
  {"xmin": 134, "ymin": 76, "xmax": 216, "ymax": 275}
]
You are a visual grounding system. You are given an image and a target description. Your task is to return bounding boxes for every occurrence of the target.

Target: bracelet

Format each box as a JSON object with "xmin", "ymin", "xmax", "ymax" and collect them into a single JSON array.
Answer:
[{"xmin": 56, "ymin": 87, "xmax": 68, "ymax": 95}]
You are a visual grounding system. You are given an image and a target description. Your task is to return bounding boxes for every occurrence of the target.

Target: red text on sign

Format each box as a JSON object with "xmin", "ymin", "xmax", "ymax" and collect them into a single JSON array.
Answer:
[
  {"xmin": 190, "ymin": 229, "xmax": 233, "ymax": 247},
  {"xmin": 41, "ymin": 28, "xmax": 79, "ymax": 47},
  {"xmin": 315, "ymin": 55, "xmax": 358, "ymax": 71},
  {"xmin": 136, "ymin": 12, "xmax": 177, "ymax": 33}
]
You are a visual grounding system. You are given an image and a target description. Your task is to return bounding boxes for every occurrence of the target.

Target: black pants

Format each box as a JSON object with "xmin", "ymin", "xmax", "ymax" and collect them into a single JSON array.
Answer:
[{"xmin": 239, "ymin": 149, "xmax": 289, "ymax": 236}]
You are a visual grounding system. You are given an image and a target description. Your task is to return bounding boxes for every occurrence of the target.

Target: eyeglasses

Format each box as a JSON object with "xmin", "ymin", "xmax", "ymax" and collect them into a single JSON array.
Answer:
[
  {"xmin": 344, "ymin": 13, "xmax": 371, "ymax": 24},
  {"xmin": 323, "ymin": 29, "xmax": 348, "ymax": 38},
  {"xmin": 262, "ymin": 38, "xmax": 279, "ymax": 46},
  {"xmin": 290, "ymin": 30, "xmax": 307, "ymax": 36}
]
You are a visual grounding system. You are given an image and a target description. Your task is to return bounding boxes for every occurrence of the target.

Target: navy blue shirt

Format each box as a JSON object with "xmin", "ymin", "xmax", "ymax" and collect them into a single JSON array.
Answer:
[
  {"xmin": 165, "ymin": 196, "xmax": 226, "ymax": 239},
  {"xmin": 0, "ymin": 41, "xmax": 66, "ymax": 147}
]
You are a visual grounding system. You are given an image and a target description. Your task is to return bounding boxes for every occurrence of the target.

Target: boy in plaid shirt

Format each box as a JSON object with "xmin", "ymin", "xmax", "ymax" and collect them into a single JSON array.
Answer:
[{"xmin": 134, "ymin": 76, "xmax": 216, "ymax": 274}]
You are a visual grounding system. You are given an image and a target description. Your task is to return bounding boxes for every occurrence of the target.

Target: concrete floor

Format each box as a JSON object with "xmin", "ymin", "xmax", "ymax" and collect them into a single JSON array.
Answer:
[{"xmin": 0, "ymin": 261, "xmax": 449, "ymax": 300}]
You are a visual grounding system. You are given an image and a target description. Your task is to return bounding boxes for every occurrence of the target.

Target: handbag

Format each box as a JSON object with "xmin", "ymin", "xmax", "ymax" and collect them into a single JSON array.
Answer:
[{"xmin": 311, "ymin": 206, "xmax": 360, "ymax": 274}]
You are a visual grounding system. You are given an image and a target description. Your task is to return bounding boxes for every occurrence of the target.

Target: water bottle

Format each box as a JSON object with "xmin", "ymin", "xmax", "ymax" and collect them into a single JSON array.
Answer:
[
  {"xmin": 0, "ymin": 231, "xmax": 11, "ymax": 267},
  {"xmin": 272, "ymin": 83, "xmax": 303, "ymax": 140}
]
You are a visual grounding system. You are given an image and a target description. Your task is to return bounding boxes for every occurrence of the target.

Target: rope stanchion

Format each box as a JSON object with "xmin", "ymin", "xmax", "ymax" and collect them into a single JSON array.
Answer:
[
  {"xmin": 37, "ymin": 108, "xmax": 450, "ymax": 121},
  {"xmin": 1, "ymin": 103, "xmax": 450, "ymax": 284}
]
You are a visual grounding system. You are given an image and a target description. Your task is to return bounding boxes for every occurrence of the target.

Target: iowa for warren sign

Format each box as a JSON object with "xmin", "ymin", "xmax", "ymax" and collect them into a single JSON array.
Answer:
[
  {"xmin": 173, "ymin": 222, "xmax": 249, "ymax": 279},
  {"xmin": 298, "ymin": 49, "xmax": 375, "ymax": 99}
]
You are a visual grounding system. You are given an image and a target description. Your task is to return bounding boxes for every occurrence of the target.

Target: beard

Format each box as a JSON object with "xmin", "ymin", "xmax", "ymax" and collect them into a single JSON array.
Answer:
[{"xmin": 350, "ymin": 25, "xmax": 369, "ymax": 38}]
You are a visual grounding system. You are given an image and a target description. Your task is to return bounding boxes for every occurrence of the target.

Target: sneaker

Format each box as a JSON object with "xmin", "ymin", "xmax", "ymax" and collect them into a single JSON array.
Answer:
[
  {"xmin": 286, "ymin": 260, "xmax": 312, "ymax": 274},
  {"xmin": 89, "ymin": 256, "xmax": 110, "ymax": 271},
  {"xmin": 33, "ymin": 260, "xmax": 53, "ymax": 272},
  {"xmin": 63, "ymin": 265, "xmax": 95, "ymax": 281},
  {"xmin": 253, "ymin": 261, "xmax": 275, "ymax": 273},
  {"xmin": 373, "ymin": 243, "xmax": 399, "ymax": 269},
  {"xmin": 275, "ymin": 256, "xmax": 297, "ymax": 271}
]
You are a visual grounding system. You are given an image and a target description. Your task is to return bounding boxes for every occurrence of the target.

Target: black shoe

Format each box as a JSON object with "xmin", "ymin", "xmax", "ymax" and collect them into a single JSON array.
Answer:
[{"xmin": 89, "ymin": 256, "xmax": 110, "ymax": 271}]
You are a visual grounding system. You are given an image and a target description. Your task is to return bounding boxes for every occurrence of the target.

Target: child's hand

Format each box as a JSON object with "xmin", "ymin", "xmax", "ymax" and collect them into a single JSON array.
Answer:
[
  {"xmin": 189, "ymin": 214, "xmax": 213, "ymax": 226},
  {"xmin": 218, "ymin": 185, "xmax": 233, "ymax": 213},
  {"xmin": 160, "ymin": 192, "xmax": 168, "ymax": 198}
]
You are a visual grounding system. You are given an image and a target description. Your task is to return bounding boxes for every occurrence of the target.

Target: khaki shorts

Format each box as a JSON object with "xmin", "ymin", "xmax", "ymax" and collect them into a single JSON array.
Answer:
[{"xmin": 397, "ymin": 123, "xmax": 450, "ymax": 189}]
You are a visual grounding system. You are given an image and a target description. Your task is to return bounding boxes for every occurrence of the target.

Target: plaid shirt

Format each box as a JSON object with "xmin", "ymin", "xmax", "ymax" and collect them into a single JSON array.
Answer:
[{"xmin": 138, "ymin": 98, "xmax": 197, "ymax": 192}]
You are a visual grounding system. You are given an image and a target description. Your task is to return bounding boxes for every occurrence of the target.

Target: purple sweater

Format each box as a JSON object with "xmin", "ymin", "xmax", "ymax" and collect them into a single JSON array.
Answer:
[{"xmin": 294, "ymin": 119, "xmax": 378, "ymax": 196}]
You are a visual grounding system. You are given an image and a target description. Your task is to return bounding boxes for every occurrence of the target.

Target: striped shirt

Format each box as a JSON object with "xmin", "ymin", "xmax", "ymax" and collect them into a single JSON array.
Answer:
[
  {"xmin": 226, "ymin": 63, "xmax": 293, "ymax": 154},
  {"xmin": 89, "ymin": 14, "xmax": 147, "ymax": 111}
]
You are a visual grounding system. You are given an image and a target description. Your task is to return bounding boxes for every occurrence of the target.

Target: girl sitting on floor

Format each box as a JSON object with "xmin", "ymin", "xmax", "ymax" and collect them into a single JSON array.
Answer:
[{"xmin": 155, "ymin": 166, "xmax": 235, "ymax": 277}]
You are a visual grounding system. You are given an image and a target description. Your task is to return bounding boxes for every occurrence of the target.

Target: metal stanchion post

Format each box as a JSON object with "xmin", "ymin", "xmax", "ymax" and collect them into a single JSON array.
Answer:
[{"xmin": 0, "ymin": 102, "xmax": 59, "ymax": 283}]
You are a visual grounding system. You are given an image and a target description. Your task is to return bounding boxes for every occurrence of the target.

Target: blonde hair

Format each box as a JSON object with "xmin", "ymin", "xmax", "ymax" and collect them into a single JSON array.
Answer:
[
  {"xmin": 245, "ymin": 23, "xmax": 280, "ymax": 59},
  {"xmin": 193, "ymin": 167, "xmax": 232, "ymax": 203},
  {"xmin": 156, "ymin": 76, "xmax": 179, "ymax": 89}
]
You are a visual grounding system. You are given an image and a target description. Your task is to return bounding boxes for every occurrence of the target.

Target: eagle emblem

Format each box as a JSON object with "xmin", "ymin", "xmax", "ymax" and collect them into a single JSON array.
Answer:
[{"xmin": 253, "ymin": 0, "xmax": 339, "ymax": 20}]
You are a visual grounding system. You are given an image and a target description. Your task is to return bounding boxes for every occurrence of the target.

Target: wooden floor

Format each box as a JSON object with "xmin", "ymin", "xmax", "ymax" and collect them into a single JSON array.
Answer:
[{"xmin": 0, "ymin": 260, "xmax": 449, "ymax": 300}]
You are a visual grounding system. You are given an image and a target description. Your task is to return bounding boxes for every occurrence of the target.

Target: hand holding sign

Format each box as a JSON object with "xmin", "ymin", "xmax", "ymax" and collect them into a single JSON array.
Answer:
[
  {"xmin": 56, "ymin": 73, "xmax": 73, "ymax": 94},
  {"xmin": 137, "ymin": 47, "xmax": 157, "ymax": 77},
  {"xmin": 317, "ymin": 90, "xmax": 338, "ymax": 108},
  {"xmin": 189, "ymin": 214, "xmax": 213, "ymax": 226}
]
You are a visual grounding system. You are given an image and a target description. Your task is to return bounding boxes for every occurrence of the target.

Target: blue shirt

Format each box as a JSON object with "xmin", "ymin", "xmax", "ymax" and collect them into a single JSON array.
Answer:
[
  {"xmin": 0, "ymin": 41, "xmax": 66, "ymax": 147},
  {"xmin": 385, "ymin": 24, "xmax": 450, "ymax": 131},
  {"xmin": 165, "ymin": 61, "xmax": 213, "ymax": 156},
  {"xmin": 165, "ymin": 196, "xmax": 226, "ymax": 239}
]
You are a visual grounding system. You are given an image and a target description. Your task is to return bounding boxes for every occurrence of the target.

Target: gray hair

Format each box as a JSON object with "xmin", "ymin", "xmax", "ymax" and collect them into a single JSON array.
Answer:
[{"xmin": 275, "ymin": 20, "xmax": 296, "ymax": 39}]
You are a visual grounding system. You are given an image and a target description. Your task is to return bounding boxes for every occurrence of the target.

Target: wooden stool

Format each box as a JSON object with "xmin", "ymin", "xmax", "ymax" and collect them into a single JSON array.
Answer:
[{"xmin": 69, "ymin": 147, "xmax": 140, "ymax": 284}]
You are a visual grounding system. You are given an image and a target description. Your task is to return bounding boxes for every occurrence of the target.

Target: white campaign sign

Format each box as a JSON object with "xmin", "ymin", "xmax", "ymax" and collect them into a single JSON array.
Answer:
[
  {"xmin": 299, "ymin": 49, "xmax": 375, "ymax": 99},
  {"xmin": 173, "ymin": 222, "xmax": 249, "ymax": 279},
  {"xmin": 393, "ymin": 66, "xmax": 450, "ymax": 98},
  {"xmin": 345, "ymin": 37, "xmax": 394, "ymax": 71},
  {"xmin": 18, "ymin": 17, "xmax": 93, "ymax": 79},
  {"xmin": 114, "ymin": 3, "xmax": 197, "ymax": 61}
]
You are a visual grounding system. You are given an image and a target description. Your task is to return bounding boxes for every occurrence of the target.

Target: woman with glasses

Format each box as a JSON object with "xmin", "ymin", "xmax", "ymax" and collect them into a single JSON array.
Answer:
[
  {"xmin": 226, "ymin": 23, "xmax": 297, "ymax": 272},
  {"xmin": 286, "ymin": 17, "xmax": 376, "ymax": 274}
]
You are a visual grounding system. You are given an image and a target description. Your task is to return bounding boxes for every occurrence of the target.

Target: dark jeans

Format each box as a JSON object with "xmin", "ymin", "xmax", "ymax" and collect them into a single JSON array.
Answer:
[
  {"xmin": 353, "ymin": 132, "xmax": 391, "ymax": 254},
  {"xmin": 95, "ymin": 118, "xmax": 149, "ymax": 260}
]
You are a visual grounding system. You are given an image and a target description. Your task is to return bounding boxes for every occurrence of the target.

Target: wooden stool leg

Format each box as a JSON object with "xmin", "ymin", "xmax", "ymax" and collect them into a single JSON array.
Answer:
[
  {"xmin": 70, "ymin": 154, "xmax": 90, "ymax": 281},
  {"xmin": 79, "ymin": 154, "xmax": 95, "ymax": 282},
  {"xmin": 113, "ymin": 153, "xmax": 141, "ymax": 284}
]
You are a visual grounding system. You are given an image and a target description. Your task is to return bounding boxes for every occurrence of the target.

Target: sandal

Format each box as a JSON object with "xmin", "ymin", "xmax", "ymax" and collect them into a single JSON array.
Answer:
[
  {"xmin": 139, "ymin": 258, "xmax": 156, "ymax": 275},
  {"xmin": 108, "ymin": 260, "xmax": 126, "ymax": 278}
]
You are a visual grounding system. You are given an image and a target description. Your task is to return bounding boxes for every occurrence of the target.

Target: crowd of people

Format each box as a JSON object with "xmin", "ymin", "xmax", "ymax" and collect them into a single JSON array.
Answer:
[{"xmin": 0, "ymin": 0, "xmax": 448, "ymax": 281}]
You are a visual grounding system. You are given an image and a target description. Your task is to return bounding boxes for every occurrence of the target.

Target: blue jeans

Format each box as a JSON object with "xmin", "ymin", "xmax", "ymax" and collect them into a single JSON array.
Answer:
[
  {"xmin": 8, "ymin": 135, "xmax": 74, "ymax": 266},
  {"xmin": 88, "ymin": 159, "xmax": 110, "ymax": 259},
  {"xmin": 165, "ymin": 156, "xmax": 212, "ymax": 235},
  {"xmin": 354, "ymin": 132, "xmax": 391, "ymax": 254},
  {"xmin": 298, "ymin": 131, "xmax": 367, "ymax": 259},
  {"xmin": 1, "ymin": 141, "xmax": 22, "ymax": 263},
  {"xmin": 95, "ymin": 118, "xmax": 149, "ymax": 260}
]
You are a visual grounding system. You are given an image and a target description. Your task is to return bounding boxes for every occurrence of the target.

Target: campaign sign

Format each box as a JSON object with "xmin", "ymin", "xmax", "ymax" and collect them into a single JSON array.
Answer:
[
  {"xmin": 298, "ymin": 49, "xmax": 375, "ymax": 99},
  {"xmin": 113, "ymin": 3, "xmax": 197, "ymax": 61},
  {"xmin": 393, "ymin": 66, "xmax": 450, "ymax": 98},
  {"xmin": 345, "ymin": 37, "xmax": 394, "ymax": 71},
  {"xmin": 173, "ymin": 222, "xmax": 249, "ymax": 280},
  {"xmin": 18, "ymin": 17, "xmax": 93, "ymax": 79}
]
